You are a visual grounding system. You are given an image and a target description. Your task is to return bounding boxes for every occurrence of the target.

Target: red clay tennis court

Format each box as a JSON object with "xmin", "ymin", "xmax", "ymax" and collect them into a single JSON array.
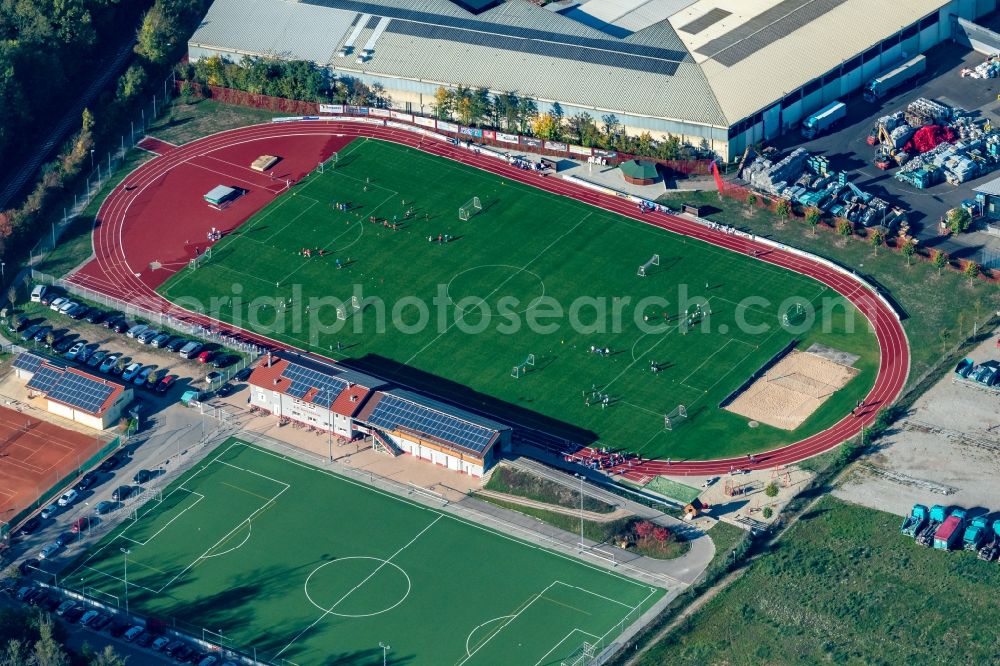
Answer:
[{"xmin": 0, "ymin": 405, "xmax": 111, "ymax": 530}]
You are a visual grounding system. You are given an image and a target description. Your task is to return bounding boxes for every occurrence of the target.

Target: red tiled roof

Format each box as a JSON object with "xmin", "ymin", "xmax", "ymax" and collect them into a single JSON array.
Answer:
[{"xmin": 331, "ymin": 384, "xmax": 371, "ymax": 418}]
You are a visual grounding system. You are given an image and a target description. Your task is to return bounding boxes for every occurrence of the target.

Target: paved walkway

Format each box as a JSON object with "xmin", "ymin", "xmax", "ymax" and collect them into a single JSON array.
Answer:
[{"xmin": 474, "ymin": 488, "xmax": 633, "ymax": 522}]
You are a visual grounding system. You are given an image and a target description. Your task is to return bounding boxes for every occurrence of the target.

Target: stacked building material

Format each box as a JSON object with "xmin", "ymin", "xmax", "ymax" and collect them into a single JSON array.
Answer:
[
  {"xmin": 745, "ymin": 147, "xmax": 809, "ymax": 195},
  {"xmin": 889, "ymin": 124, "xmax": 916, "ymax": 149},
  {"xmin": 905, "ymin": 98, "xmax": 951, "ymax": 127}
]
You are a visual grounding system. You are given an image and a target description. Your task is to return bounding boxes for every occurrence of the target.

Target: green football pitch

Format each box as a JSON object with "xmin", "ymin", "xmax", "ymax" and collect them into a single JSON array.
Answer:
[
  {"xmin": 158, "ymin": 138, "xmax": 878, "ymax": 460},
  {"xmin": 64, "ymin": 440, "xmax": 663, "ymax": 665}
]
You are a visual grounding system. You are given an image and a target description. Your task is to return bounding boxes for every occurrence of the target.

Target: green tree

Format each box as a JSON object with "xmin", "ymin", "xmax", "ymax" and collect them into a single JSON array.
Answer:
[
  {"xmin": 932, "ymin": 249, "xmax": 948, "ymax": 276},
  {"xmin": 805, "ymin": 207, "xmax": 821, "ymax": 235},
  {"xmin": 762, "ymin": 507, "xmax": 773, "ymax": 519},
  {"xmin": 764, "ymin": 483, "xmax": 779, "ymax": 498},
  {"xmin": 946, "ymin": 207, "xmax": 973, "ymax": 235},
  {"xmin": 601, "ymin": 113, "xmax": 619, "ymax": 137},
  {"xmin": 939, "ymin": 328, "xmax": 951, "ymax": 352},
  {"xmin": 516, "ymin": 97, "xmax": 536, "ymax": 134},
  {"xmin": 7, "ymin": 285, "xmax": 16, "ymax": 307},
  {"xmin": 30, "ymin": 614, "xmax": 68, "ymax": 666},
  {"xmin": 135, "ymin": 2, "xmax": 177, "ymax": 65},
  {"xmin": 963, "ymin": 260, "xmax": 981, "ymax": 283},
  {"xmin": 837, "ymin": 218, "xmax": 853, "ymax": 237},
  {"xmin": 869, "ymin": 229, "xmax": 884, "ymax": 256},
  {"xmin": 530, "ymin": 112, "xmax": 558, "ymax": 140},
  {"xmin": 900, "ymin": 237, "xmax": 917, "ymax": 265},
  {"xmin": 116, "ymin": 64, "xmax": 147, "ymax": 102},
  {"xmin": 89, "ymin": 645, "xmax": 127, "ymax": 666},
  {"xmin": 745, "ymin": 192, "xmax": 758, "ymax": 209},
  {"xmin": 775, "ymin": 199, "xmax": 791, "ymax": 222}
]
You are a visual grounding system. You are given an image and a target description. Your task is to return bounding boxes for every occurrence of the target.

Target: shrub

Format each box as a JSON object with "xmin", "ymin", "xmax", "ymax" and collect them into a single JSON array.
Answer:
[
  {"xmin": 764, "ymin": 483, "xmax": 779, "ymax": 498},
  {"xmin": 762, "ymin": 507, "xmax": 773, "ymax": 519}
]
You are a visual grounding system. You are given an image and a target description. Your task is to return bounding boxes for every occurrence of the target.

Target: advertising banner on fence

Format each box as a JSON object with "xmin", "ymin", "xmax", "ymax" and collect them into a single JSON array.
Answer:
[
  {"xmin": 347, "ymin": 106, "xmax": 368, "ymax": 115},
  {"xmin": 390, "ymin": 111, "xmax": 414, "ymax": 122},
  {"xmin": 496, "ymin": 131, "xmax": 519, "ymax": 144},
  {"xmin": 459, "ymin": 126, "xmax": 483, "ymax": 139},
  {"xmin": 414, "ymin": 116, "xmax": 436, "ymax": 128},
  {"xmin": 569, "ymin": 144, "xmax": 593, "ymax": 156},
  {"xmin": 594, "ymin": 149, "xmax": 617, "ymax": 159},
  {"xmin": 272, "ymin": 116, "xmax": 303, "ymax": 123},
  {"xmin": 370, "ymin": 108, "xmax": 390, "ymax": 118},
  {"xmin": 318, "ymin": 104, "xmax": 344, "ymax": 114},
  {"xmin": 544, "ymin": 141, "xmax": 568, "ymax": 152},
  {"xmin": 521, "ymin": 137, "xmax": 542, "ymax": 149},
  {"xmin": 482, "ymin": 129, "xmax": 495, "ymax": 141},
  {"xmin": 437, "ymin": 120, "xmax": 459, "ymax": 133}
]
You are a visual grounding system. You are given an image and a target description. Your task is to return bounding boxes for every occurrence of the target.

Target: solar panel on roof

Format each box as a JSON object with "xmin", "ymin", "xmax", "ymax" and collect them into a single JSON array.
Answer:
[
  {"xmin": 13, "ymin": 353, "xmax": 44, "ymax": 374},
  {"xmin": 26, "ymin": 366, "xmax": 62, "ymax": 393},
  {"xmin": 47, "ymin": 373, "xmax": 115, "ymax": 414},
  {"xmin": 365, "ymin": 394, "xmax": 495, "ymax": 454},
  {"xmin": 281, "ymin": 363, "xmax": 349, "ymax": 404}
]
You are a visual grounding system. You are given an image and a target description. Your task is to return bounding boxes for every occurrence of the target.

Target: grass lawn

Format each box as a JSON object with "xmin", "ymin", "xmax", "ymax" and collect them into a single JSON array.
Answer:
[
  {"xmin": 473, "ymin": 495, "xmax": 691, "ymax": 561},
  {"xmin": 65, "ymin": 439, "xmax": 662, "ymax": 665},
  {"xmin": 147, "ymin": 98, "xmax": 277, "ymax": 146},
  {"xmin": 644, "ymin": 477, "xmax": 702, "ymax": 504},
  {"xmin": 656, "ymin": 190, "xmax": 1000, "ymax": 392},
  {"xmin": 484, "ymin": 465, "xmax": 616, "ymax": 513},
  {"xmin": 637, "ymin": 496, "xmax": 1000, "ymax": 665},
  {"xmin": 157, "ymin": 138, "xmax": 879, "ymax": 461}
]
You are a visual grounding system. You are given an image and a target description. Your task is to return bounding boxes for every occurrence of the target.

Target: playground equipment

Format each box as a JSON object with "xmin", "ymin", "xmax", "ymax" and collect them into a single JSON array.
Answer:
[
  {"xmin": 511, "ymin": 353, "xmax": 535, "ymax": 378},
  {"xmin": 637, "ymin": 254, "xmax": 660, "ymax": 277}
]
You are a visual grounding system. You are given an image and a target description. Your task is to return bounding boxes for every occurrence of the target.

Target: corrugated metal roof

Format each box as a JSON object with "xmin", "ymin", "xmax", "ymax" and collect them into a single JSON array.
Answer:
[{"xmin": 974, "ymin": 175, "xmax": 1000, "ymax": 197}]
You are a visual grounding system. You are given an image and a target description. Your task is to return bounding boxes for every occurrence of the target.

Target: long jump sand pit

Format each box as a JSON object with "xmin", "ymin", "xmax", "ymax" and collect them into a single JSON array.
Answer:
[
  {"xmin": 0, "ymin": 405, "xmax": 109, "ymax": 528},
  {"xmin": 725, "ymin": 350, "xmax": 858, "ymax": 430}
]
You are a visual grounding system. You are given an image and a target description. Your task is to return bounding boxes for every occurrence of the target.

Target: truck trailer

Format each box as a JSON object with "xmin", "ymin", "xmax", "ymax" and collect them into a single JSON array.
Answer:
[
  {"xmin": 933, "ymin": 508, "xmax": 966, "ymax": 550},
  {"xmin": 801, "ymin": 101, "xmax": 847, "ymax": 139},
  {"xmin": 863, "ymin": 55, "xmax": 927, "ymax": 103},
  {"xmin": 900, "ymin": 504, "xmax": 928, "ymax": 538}
]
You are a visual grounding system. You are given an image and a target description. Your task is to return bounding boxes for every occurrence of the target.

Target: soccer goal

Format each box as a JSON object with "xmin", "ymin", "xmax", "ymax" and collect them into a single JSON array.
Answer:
[
  {"xmin": 458, "ymin": 197, "xmax": 482, "ymax": 221},
  {"xmin": 562, "ymin": 642, "xmax": 598, "ymax": 666},
  {"xmin": 782, "ymin": 302, "xmax": 807, "ymax": 327},
  {"xmin": 637, "ymin": 254, "xmax": 660, "ymax": 277},
  {"xmin": 664, "ymin": 404, "xmax": 688, "ymax": 431},
  {"xmin": 336, "ymin": 295, "xmax": 363, "ymax": 321},
  {"xmin": 316, "ymin": 152, "xmax": 338, "ymax": 173},
  {"xmin": 511, "ymin": 353, "xmax": 535, "ymax": 378}
]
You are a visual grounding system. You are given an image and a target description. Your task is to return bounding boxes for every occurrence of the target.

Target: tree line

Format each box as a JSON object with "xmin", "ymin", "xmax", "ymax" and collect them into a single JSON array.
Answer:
[
  {"xmin": 0, "ymin": 605, "xmax": 125, "ymax": 666},
  {"xmin": 0, "ymin": 0, "xmax": 212, "ymax": 271}
]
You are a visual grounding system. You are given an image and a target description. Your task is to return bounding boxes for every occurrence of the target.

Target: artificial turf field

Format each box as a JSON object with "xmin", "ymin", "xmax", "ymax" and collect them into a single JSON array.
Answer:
[
  {"xmin": 158, "ymin": 138, "xmax": 879, "ymax": 460},
  {"xmin": 66, "ymin": 440, "xmax": 662, "ymax": 665}
]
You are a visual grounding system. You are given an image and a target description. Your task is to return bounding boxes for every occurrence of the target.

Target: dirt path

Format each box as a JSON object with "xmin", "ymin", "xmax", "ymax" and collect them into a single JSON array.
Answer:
[{"xmin": 474, "ymin": 489, "xmax": 632, "ymax": 522}]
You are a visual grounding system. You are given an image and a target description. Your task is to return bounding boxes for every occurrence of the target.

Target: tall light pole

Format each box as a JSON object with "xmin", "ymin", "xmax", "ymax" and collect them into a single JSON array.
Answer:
[
  {"xmin": 379, "ymin": 642, "xmax": 390, "ymax": 666},
  {"xmin": 121, "ymin": 547, "xmax": 130, "ymax": 614},
  {"xmin": 574, "ymin": 473, "xmax": 585, "ymax": 551},
  {"xmin": 1, "ymin": 261, "xmax": 5, "ymax": 282},
  {"xmin": 90, "ymin": 149, "xmax": 95, "ymax": 170}
]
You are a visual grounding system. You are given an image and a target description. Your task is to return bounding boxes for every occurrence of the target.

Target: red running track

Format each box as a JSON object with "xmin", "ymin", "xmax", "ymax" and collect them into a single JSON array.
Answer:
[{"xmin": 69, "ymin": 121, "xmax": 910, "ymax": 477}]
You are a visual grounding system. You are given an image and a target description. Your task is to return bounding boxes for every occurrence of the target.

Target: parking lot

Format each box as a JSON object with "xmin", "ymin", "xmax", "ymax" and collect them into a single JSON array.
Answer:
[{"xmin": 772, "ymin": 39, "xmax": 1000, "ymax": 263}]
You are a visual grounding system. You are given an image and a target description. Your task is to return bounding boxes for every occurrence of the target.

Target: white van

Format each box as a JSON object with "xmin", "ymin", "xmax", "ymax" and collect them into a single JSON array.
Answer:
[{"xmin": 30, "ymin": 285, "xmax": 46, "ymax": 302}]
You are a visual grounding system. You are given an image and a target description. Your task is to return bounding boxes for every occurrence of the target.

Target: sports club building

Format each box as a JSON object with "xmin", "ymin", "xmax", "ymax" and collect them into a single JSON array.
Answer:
[
  {"xmin": 247, "ymin": 351, "xmax": 510, "ymax": 476},
  {"xmin": 188, "ymin": 0, "xmax": 996, "ymax": 160}
]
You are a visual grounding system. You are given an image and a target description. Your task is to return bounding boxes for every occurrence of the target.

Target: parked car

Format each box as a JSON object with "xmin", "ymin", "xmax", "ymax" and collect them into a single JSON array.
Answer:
[
  {"xmin": 94, "ymin": 500, "xmax": 118, "ymax": 515},
  {"xmin": 40, "ymin": 594, "xmax": 62, "ymax": 612},
  {"xmin": 111, "ymin": 319, "xmax": 130, "ymax": 334},
  {"xmin": 111, "ymin": 485, "xmax": 133, "ymax": 501},
  {"xmin": 122, "ymin": 362, "xmax": 143, "ymax": 381},
  {"xmin": 42, "ymin": 330, "xmax": 67, "ymax": 348},
  {"xmin": 76, "ymin": 344, "xmax": 97, "ymax": 363},
  {"xmin": 30, "ymin": 285, "xmax": 47, "ymax": 303},
  {"xmin": 17, "ymin": 517, "xmax": 41, "ymax": 537},
  {"xmin": 205, "ymin": 371, "xmax": 223, "ymax": 385},
  {"xmin": 53, "ymin": 335, "xmax": 77, "ymax": 353},
  {"xmin": 38, "ymin": 542, "xmax": 61, "ymax": 559},
  {"xmin": 18, "ymin": 559, "xmax": 40, "ymax": 576},
  {"xmin": 151, "ymin": 637, "xmax": 171, "ymax": 652},
  {"xmin": 108, "ymin": 619, "xmax": 130, "ymax": 638},
  {"xmin": 133, "ymin": 469, "xmax": 155, "ymax": 484},
  {"xmin": 109, "ymin": 357, "xmax": 130, "ymax": 376},
  {"xmin": 84, "ymin": 309, "xmax": 106, "ymax": 324},
  {"xmin": 215, "ymin": 382, "xmax": 236, "ymax": 398},
  {"xmin": 62, "ymin": 606, "xmax": 85, "ymax": 623},
  {"xmin": 155, "ymin": 375, "xmax": 177, "ymax": 394},
  {"xmin": 78, "ymin": 610, "xmax": 99, "ymax": 627},
  {"xmin": 211, "ymin": 354, "xmax": 237, "ymax": 369},
  {"xmin": 134, "ymin": 365, "xmax": 156, "ymax": 386},
  {"xmin": 55, "ymin": 600, "xmax": 76, "ymax": 616},
  {"xmin": 196, "ymin": 350, "xmax": 215, "ymax": 364},
  {"xmin": 19, "ymin": 323, "xmax": 42, "ymax": 341},
  {"xmin": 179, "ymin": 341, "xmax": 203, "ymax": 359},
  {"xmin": 40, "ymin": 504, "xmax": 59, "ymax": 519},
  {"xmin": 136, "ymin": 632, "xmax": 155, "ymax": 648},
  {"xmin": 123, "ymin": 626, "xmax": 144, "ymax": 642},
  {"xmin": 197, "ymin": 655, "xmax": 218, "ymax": 666},
  {"xmin": 172, "ymin": 645, "xmax": 193, "ymax": 661},
  {"xmin": 67, "ymin": 304, "xmax": 90, "ymax": 320},
  {"xmin": 39, "ymin": 291, "xmax": 56, "ymax": 306},
  {"xmin": 90, "ymin": 614, "xmax": 112, "ymax": 631},
  {"xmin": 6, "ymin": 315, "xmax": 27, "ymax": 332},
  {"xmin": 72, "ymin": 516, "xmax": 97, "ymax": 533},
  {"xmin": 86, "ymin": 350, "xmax": 108, "ymax": 368},
  {"xmin": 56, "ymin": 532, "xmax": 76, "ymax": 547},
  {"xmin": 76, "ymin": 471, "xmax": 100, "ymax": 491},
  {"xmin": 49, "ymin": 297, "xmax": 68, "ymax": 312},
  {"xmin": 31, "ymin": 326, "xmax": 53, "ymax": 343},
  {"xmin": 99, "ymin": 353, "xmax": 121, "ymax": 373},
  {"xmin": 102, "ymin": 311, "xmax": 124, "ymax": 328},
  {"xmin": 57, "ymin": 300, "xmax": 78, "ymax": 315},
  {"xmin": 99, "ymin": 453, "xmax": 124, "ymax": 472},
  {"xmin": 167, "ymin": 337, "xmax": 189, "ymax": 352},
  {"xmin": 57, "ymin": 489, "xmax": 79, "ymax": 507},
  {"xmin": 137, "ymin": 328, "xmax": 159, "ymax": 344},
  {"xmin": 126, "ymin": 324, "xmax": 149, "ymax": 339},
  {"xmin": 64, "ymin": 342, "xmax": 86, "ymax": 360},
  {"xmin": 150, "ymin": 333, "xmax": 172, "ymax": 348}
]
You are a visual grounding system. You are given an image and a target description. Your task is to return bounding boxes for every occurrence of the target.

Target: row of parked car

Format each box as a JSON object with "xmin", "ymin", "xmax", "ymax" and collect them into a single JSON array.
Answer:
[{"xmin": 5, "ymin": 581, "xmax": 228, "ymax": 666}]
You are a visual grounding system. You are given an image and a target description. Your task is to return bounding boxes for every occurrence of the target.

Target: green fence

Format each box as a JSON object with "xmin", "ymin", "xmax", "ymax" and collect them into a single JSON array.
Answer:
[{"xmin": 1, "ymin": 436, "xmax": 121, "ymax": 540}]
